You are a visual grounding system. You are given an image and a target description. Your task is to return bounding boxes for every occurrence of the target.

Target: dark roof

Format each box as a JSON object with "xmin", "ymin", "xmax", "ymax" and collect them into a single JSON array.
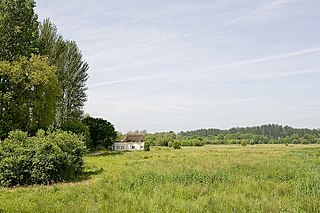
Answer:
[{"xmin": 121, "ymin": 134, "xmax": 145, "ymax": 142}]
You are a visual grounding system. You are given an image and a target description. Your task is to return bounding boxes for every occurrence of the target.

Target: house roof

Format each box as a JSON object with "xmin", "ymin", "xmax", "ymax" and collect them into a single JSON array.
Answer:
[{"xmin": 121, "ymin": 134, "xmax": 145, "ymax": 142}]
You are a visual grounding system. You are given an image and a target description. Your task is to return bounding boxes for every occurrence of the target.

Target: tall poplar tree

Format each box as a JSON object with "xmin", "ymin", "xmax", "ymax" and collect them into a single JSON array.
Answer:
[
  {"xmin": 0, "ymin": 1, "xmax": 89, "ymax": 138},
  {"xmin": 39, "ymin": 19, "xmax": 89, "ymax": 125},
  {"xmin": 0, "ymin": 0, "xmax": 39, "ymax": 61}
]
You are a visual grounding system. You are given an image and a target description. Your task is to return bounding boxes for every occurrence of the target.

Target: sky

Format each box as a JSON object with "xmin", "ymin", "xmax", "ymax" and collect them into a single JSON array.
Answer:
[{"xmin": 35, "ymin": 0, "xmax": 320, "ymax": 133}]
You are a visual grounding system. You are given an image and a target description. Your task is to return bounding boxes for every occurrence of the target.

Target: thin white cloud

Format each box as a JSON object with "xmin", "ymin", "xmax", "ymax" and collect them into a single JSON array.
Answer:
[
  {"xmin": 252, "ymin": 0, "xmax": 291, "ymax": 14},
  {"xmin": 228, "ymin": 0, "xmax": 292, "ymax": 25},
  {"xmin": 256, "ymin": 68, "xmax": 320, "ymax": 79},
  {"xmin": 87, "ymin": 38, "xmax": 159, "ymax": 59},
  {"xmin": 88, "ymin": 74, "xmax": 167, "ymax": 87},
  {"xmin": 215, "ymin": 47, "xmax": 320, "ymax": 70},
  {"xmin": 173, "ymin": 47, "xmax": 320, "ymax": 82}
]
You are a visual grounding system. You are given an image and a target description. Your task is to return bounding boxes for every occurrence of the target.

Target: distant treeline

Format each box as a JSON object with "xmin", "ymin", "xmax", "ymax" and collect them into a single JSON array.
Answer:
[
  {"xmin": 179, "ymin": 124, "xmax": 320, "ymax": 139},
  {"xmin": 145, "ymin": 124, "xmax": 320, "ymax": 147}
]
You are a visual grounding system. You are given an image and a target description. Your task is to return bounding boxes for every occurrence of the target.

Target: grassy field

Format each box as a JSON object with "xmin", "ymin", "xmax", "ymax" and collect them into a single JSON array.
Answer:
[{"xmin": 1, "ymin": 144, "xmax": 320, "ymax": 212}]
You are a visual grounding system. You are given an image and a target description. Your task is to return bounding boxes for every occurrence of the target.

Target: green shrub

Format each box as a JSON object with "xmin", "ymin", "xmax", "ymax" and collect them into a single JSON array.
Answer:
[
  {"xmin": 0, "ymin": 130, "xmax": 86, "ymax": 187},
  {"xmin": 179, "ymin": 139, "xmax": 204, "ymax": 146},
  {"xmin": 144, "ymin": 142, "xmax": 150, "ymax": 151},
  {"xmin": 61, "ymin": 119, "xmax": 91, "ymax": 148},
  {"xmin": 155, "ymin": 137, "xmax": 170, "ymax": 146},
  {"xmin": 171, "ymin": 140, "xmax": 181, "ymax": 149}
]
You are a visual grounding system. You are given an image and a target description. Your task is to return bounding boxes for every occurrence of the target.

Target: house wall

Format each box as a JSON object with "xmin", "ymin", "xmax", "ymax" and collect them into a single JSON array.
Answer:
[{"xmin": 112, "ymin": 142, "xmax": 144, "ymax": 151}]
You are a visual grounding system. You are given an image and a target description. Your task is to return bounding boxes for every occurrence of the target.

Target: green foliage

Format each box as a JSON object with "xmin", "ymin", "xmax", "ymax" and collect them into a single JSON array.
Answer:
[
  {"xmin": 301, "ymin": 139, "xmax": 309, "ymax": 144},
  {"xmin": 0, "ymin": 6, "xmax": 89, "ymax": 138},
  {"xmin": 82, "ymin": 116, "xmax": 117, "ymax": 148},
  {"xmin": 179, "ymin": 124, "xmax": 320, "ymax": 140},
  {"xmin": 147, "ymin": 127, "xmax": 320, "ymax": 146},
  {"xmin": 0, "ymin": 130, "xmax": 86, "ymax": 187},
  {"xmin": 241, "ymin": 141, "xmax": 247, "ymax": 146},
  {"xmin": 0, "ymin": 0, "xmax": 39, "ymax": 61},
  {"xmin": 61, "ymin": 119, "xmax": 91, "ymax": 148},
  {"xmin": 175, "ymin": 138, "xmax": 204, "ymax": 146},
  {"xmin": 39, "ymin": 19, "xmax": 89, "ymax": 124},
  {"xmin": 0, "ymin": 55, "xmax": 61, "ymax": 139},
  {"xmin": 303, "ymin": 133, "xmax": 316, "ymax": 144},
  {"xmin": 145, "ymin": 135, "xmax": 156, "ymax": 146},
  {"xmin": 155, "ymin": 137, "xmax": 170, "ymax": 146},
  {"xmin": 143, "ymin": 141, "xmax": 150, "ymax": 151},
  {"xmin": 116, "ymin": 131, "xmax": 124, "ymax": 141},
  {"xmin": 170, "ymin": 140, "xmax": 181, "ymax": 149},
  {"xmin": 151, "ymin": 131, "xmax": 176, "ymax": 147},
  {"xmin": 156, "ymin": 125, "xmax": 320, "ymax": 146}
]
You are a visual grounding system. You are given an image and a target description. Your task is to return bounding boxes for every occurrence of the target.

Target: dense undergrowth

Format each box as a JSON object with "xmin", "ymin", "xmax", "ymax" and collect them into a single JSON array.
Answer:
[{"xmin": 0, "ymin": 130, "xmax": 86, "ymax": 187}]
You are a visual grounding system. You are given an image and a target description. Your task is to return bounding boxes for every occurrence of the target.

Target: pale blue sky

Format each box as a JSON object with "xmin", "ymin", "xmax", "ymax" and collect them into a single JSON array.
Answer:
[{"xmin": 35, "ymin": 0, "xmax": 320, "ymax": 132}]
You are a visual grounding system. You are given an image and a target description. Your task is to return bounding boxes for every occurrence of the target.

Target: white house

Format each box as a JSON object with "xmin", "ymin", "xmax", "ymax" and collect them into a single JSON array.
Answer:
[{"xmin": 112, "ymin": 134, "xmax": 145, "ymax": 151}]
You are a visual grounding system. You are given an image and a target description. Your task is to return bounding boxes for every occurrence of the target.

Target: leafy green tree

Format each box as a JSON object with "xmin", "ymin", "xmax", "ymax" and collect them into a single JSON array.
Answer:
[
  {"xmin": 155, "ymin": 137, "xmax": 170, "ymax": 146},
  {"xmin": 291, "ymin": 134, "xmax": 300, "ymax": 144},
  {"xmin": 82, "ymin": 116, "xmax": 117, "ymax": 148},
  {"xmin": 145, "ymin": 135, "xmax": 156, "ymax": 146},
  {"xmin": 303, "ymin": 134, "xmax": 316, "ymax": 144},
  {"xmin": 301, "ymin": 139, "xmax": 309, "ymax": 144},
  {"xmin": 0, "ymin": 0, "xmax": 39, "ymax": 61},
  {"xmin": 143, "ymin": 141, "xmax": 150, "ymax": 151},
  {"xmin": 171, "ymin": 140, "xmax": 181, "ymax": 149},
  {"xmin": 116, "ymin": 131, "xmax": 124, "ymax": 141},
  {"xmin": 0, "ymin": 55, "xmax": 60, "ymax": 139},
  {"xmin": 39, "ymin": 19, "xmax": 89, "ymax": 125},
  {"xmin": 61, "ymin": 119, "xmax": 91, "ymax": 148}
]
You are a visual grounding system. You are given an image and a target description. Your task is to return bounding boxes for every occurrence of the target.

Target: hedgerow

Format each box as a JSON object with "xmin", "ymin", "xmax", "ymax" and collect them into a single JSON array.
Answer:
[{"xmin": 0, "ymin": 130, "xmax": 86, "ymax": 187}]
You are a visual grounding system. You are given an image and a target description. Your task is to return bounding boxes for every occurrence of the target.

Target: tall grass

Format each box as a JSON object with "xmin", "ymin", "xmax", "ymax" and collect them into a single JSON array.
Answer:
[{"xmin": 0, "ymin": 144, "xmax": 319, "ymax": 212}]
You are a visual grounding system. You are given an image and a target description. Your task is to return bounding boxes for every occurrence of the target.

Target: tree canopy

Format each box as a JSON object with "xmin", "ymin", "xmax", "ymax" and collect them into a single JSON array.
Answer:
[
  {"xmin": 0, "ymin": 0, "xmax": 39, "ymax": 61},
  {"xmin": 39, "ymin": 19, "xmax": 89, "ymax": 124},
  {"xmin": 0, "ymin": 55, "xmax": 60, "ymax": 139},
  {"xmin": 0, "ymin": 0, "xmax": 90, "ymax": 138},
  {"xmin": 83, "ymin": 116, "xmax": 117, "ymax": 148}
]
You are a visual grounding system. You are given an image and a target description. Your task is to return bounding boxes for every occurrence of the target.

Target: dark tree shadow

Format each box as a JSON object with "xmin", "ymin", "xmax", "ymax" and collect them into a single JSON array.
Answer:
[
  {"xmin": 75, "ymin": 167, "xmax": 104, "ymax": 182},
  {"xmin": 86, "ymin": 150, "xmax": 124, "ymax": 157}
]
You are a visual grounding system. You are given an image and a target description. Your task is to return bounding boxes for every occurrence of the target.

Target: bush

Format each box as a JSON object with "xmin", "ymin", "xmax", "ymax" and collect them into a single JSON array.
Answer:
[
  {"xmin": 61, "ymin": 119, "xmax": 91, "ymax": 148},
  {"xmin": 144, "ymin": 142, "xmax": 150, "ymax": 151},
  {"xmin": 0, "ymin": 130, "xmax": 86, "ymax": 187},
  {"xmin": 171, "ymin": 140, "xmax": 181, "ymax": 149},
  {"xmin": 179, "ymin": 139, "xmax": 204, "ymax": 146},
  {"xmin": 155, "ymin": 137, "xmax": 171, "ymax": 146}
]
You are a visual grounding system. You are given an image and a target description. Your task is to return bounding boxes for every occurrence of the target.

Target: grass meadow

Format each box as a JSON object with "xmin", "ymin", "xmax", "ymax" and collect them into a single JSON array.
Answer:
[{"xmin": 1, "ymin": 144, "xmax": 320, "ymax": 212}]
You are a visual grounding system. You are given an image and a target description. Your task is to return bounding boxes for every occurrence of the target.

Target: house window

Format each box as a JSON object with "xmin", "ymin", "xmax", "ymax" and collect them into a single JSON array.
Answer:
[
  {"xmin": 140, "ymin": 146, "xmax": 143, "ymax": 149},
  {"xmin": 116, "ymin": 146, "xmax": 120, "ymax": 149},
  {"xmin": 121, "ymin": 146, "xmax": 125, "ymax": 149},
  {"xmin": 132, "ymin": 146, "xmax": 135, "ymax": 149}
]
